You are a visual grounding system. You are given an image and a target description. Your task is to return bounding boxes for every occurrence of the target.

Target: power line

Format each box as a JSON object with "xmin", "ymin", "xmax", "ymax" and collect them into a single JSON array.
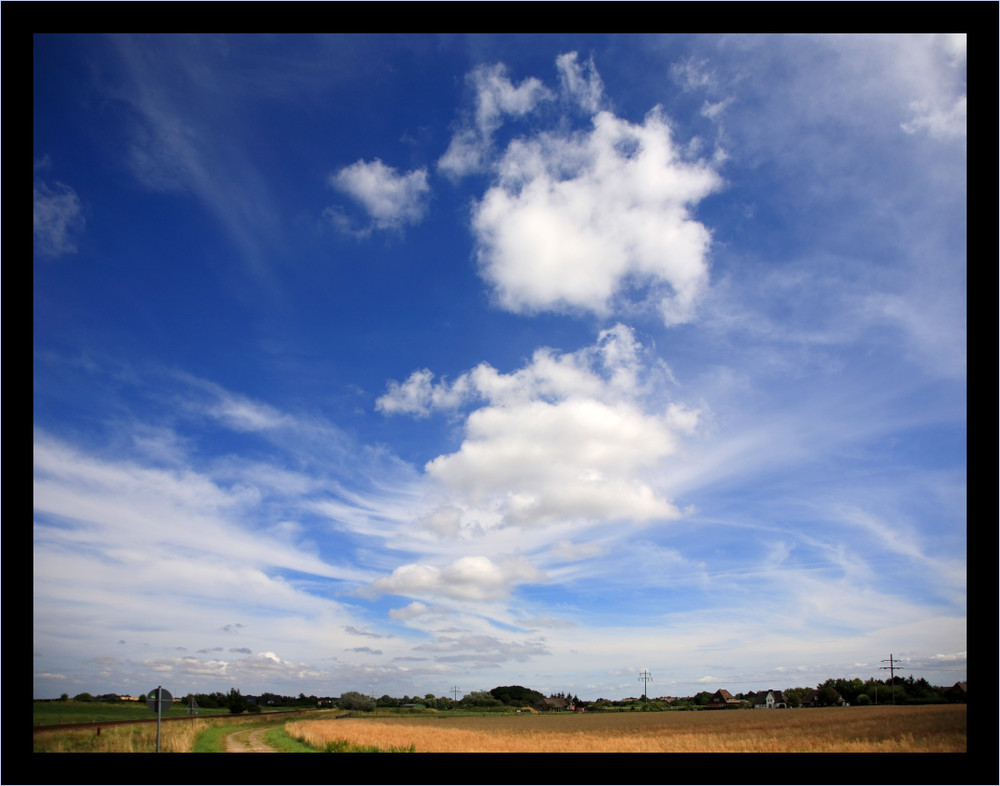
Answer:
[
  {"xmin": 638, "ymin": 669, "xmax": 652, "ymax": 699},
  {"xmin": 880, "ymin": 654, "xmax": 901, "ymax": 705}
]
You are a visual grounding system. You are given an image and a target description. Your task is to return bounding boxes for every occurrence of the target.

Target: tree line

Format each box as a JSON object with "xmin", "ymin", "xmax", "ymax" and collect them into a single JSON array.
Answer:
[
  {"xmin": 51, "ymin": 675, "xmax": 964, "ymax": 714},
  {"xmin": 663, "ymin": 676, "xmax": 964, "ymax": 709}
]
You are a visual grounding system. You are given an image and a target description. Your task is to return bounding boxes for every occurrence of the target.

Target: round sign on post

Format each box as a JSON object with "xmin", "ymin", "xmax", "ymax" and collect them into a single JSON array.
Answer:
[
  {"xmin": 148, "ymin": 687, "xmax": 172, "ymax": 753},
  {"xmin": 147, "ymin": 687, "xmax": 172, "ymax": 713}
]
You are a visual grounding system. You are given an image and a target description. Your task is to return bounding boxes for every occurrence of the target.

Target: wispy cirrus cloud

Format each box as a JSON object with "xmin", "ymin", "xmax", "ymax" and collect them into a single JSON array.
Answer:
[
  {"xmin": 34, "ymin": 159, "xmax": 84, "ymax": 257},
  {"xmin": 555, "ymin": 51, "xmax": 605, "ymax": 114}
]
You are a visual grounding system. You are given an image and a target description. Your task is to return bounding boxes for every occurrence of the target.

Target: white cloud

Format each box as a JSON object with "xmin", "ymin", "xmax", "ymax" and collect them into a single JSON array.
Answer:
[
  {"xmin": 900, "ymin": 94, "xmax": 966, "ymax": 141},
  {"xmin": 329, "ymin": 158, "xmax": 430, "ymax": 233},
  {"xmin": 670, "ymin": 57, "xmax": 719, "ymax": 93},
  {"xmin": 897, "ymin": 34, "xmax": 966, "ymax": 141},
  {"xmin": 556, "ymin": 51, "xmax": 604, "ymax": 113},
  {"xmin": 375, "ymin": 368, "xmax": 473, "ymax": 418},
  {"xmin": 426, "ymin": 399, "xmax": 683, "ymax": 527},
  {"xmin": 436, "ymin": 54, "xmax": 722, "ymax": 325},
  {"xmin": 372, "ymin": 555, "xmax": 544, "ymax": 602},
  {"xmin": 388, "ymin": 601, "xmax": 432, "ymax": 621},
  {"xmin": 412, "ymin": 632, "xmax": 550, "ymax": 663},
  {"xmin": 472, "ymin": 108, "xmax": 721, "ymax": 324},
  {"xmin": 209, "ymin": 391, "xmax": 294, "ymax": 432},
  {"xmin": 551, "ymin": 539, "xmax": 605, "ymax": 561},
  {"xmin": 470, "ymin": 63, "xmax": 553, "ymax": 134},
  {"xmin": 380, "ymin": 325, "xmax": 694, "ymax": 531},
  {"xmin": 34, "ymin": 175, "xmax": 84, "ymax": 257},
  {"xmin": 418, "ymin": 505, "xmax": 465, "ymax": 538},
  {"xmin": 32, "ymin": 433, "xmax": 352, "ymax": 582},
  {"xmin": 438, "ymin": 62, "xmax": 553, "ymax": 179}
]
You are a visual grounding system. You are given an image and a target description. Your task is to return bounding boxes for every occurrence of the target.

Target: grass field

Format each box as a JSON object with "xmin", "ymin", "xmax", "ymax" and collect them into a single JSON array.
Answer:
[
  {"xmin": 32, "ymin": 709, "xmax": 332, "ymax": 753},
  {"xmin": 33, "ymin": 700, "xmax": 236, "ymax": 726},
  {"xmin": 284, "ymin": 705, "xmax": 966, "ymax": 753}
]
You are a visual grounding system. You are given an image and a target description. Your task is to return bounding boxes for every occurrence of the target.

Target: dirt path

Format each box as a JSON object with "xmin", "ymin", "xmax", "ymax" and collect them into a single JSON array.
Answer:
[{"xmin": 223, "ymin": 726, "xmax": 279, "ymax": 752}]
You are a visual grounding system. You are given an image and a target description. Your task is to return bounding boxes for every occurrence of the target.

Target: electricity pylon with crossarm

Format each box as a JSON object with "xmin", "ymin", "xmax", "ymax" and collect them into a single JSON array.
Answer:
[{"xmin": 638, "ymin": 669, "xmax": 653, "ymax": 700}]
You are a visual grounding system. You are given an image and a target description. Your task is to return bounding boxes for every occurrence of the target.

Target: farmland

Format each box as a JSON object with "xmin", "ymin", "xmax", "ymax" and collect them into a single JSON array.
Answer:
[
  {"xmin": 32, "ymin": 709, "xmax": 329, "ymax": 753},
  {"xmin": 33, "ymin": 699, "xmax": 237, "ymax": 727},
  {"xmin": 284, "ymin": 705, "xmax": 966, "ymax": 753},
  {"xmin": 31, "ymin": 702, "xmax": 967, "ymax": 753}
]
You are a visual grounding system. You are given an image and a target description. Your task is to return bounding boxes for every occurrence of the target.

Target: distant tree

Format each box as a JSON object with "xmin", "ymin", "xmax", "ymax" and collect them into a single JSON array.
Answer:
[
  {"xmin": 906, "ymin": 677, "xmax": 942, "ymax": 704},
  {"xmin": 692, "ymin": 691, "xmax": 713, "ymax": 706},
  {"xmin": 490, "ymin": 685, "xmax": 545, "ymax": 707},
  {"xmin": 338, "ymin": 691, "xmax": 375, "ymax": 712},
  {"xmin": 783, "ymin": 688, "xmax": 807, "ymax": 708},
  {"xmin": 435, "ymin": 696, "xmax": 455, "ymax": 711},
  {"xmin": 460, "ymin": 690, "xmax": 502, "ymax": 708},
  {"xmin": 376, "ymin": 694, "xmax": 399, "ymax": 708},
  {"xmin": 59, "ymin": 693, "xmax": 69, "ymax": 702},
  {"xmin": 194, "ymin": 692, "xmax": 221, "ymax": 709},
  {"xmin": 227, "ymin": 687, "xmax": 247, "ymax": 715},
  {"xmin": 73, "ymin": 692, "xmax": 94, "ymax": 702},
  {"xmin": 823, "ymin": 677, "xmax": 863, "ymax": 705}
]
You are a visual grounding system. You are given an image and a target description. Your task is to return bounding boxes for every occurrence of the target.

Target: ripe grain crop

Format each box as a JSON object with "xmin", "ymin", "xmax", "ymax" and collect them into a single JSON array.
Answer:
[
  {"xmin": 285, "ymin": 705, "xmax": 965, "ymax": 753},
  {"xmin": 33, "ymin": 718, "xmax": 209, "ymax": 753}
]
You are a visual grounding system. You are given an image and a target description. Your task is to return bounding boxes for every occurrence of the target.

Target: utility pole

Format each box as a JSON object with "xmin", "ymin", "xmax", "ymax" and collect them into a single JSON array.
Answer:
[
  {"xmin": 638, "ymin": 669, "xmax": 653, "ymax": 700},
  {"xmin": 451, "ymin": 685, "xmax": 462, "ymax": 701},
  {"xmin": 880, "ymin": 654, "xmax": 900, "ymax": 705}
]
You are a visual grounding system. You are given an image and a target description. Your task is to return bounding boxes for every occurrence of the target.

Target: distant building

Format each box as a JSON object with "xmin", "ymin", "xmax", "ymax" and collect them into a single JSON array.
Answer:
[
  {"xmin": 752, "ymin": 690, "xmax": 788, "ymax": 709},
  {"xmin": 706, "ymin": 689, "xmax": 741, "ymax": 709}
]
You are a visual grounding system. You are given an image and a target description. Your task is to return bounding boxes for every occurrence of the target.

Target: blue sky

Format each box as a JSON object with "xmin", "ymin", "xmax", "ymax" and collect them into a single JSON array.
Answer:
[{"xmin": 33, "ymin": 34, "xmax": 966, "ymax": 701}]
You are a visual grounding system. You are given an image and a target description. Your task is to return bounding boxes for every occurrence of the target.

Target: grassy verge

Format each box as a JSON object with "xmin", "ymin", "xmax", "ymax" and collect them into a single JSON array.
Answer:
[
  {"xmin": 190, "ymin": 722, "xmax": 239, "ymax": 753},
  {"xmin": 34, "ymin": 700, "xmax": 267, "ymax": 726},
  {"xmin": 319, "ymin": 739, "xmax": 415, "ymax": 752},
  {"xmin": 264, "ymin": 726, "xmax": 325, "ymax": 752}
]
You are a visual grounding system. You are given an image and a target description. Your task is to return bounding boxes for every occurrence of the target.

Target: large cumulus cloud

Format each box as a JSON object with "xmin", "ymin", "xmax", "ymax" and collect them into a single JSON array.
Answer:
[
  {"xmin": 378, "ymin": 324, "xmax": 698, "ymax": 533},
  {"xmin": 472, "ymin": 109, "xmax": 721, "ymax": 324}
]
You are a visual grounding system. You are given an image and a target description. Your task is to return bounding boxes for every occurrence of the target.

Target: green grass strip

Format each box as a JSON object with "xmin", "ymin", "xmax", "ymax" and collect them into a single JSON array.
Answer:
[
  {"xmin": 321, "ymin": 739, "xmax": 416, "ymax": 753},
  {"xmin": 191, "ymin": 723, "xmax": 239, "ymax": 753},
  {"xmin": 263, "ymin": 726, "xmax": 322, "ymax": 752}
]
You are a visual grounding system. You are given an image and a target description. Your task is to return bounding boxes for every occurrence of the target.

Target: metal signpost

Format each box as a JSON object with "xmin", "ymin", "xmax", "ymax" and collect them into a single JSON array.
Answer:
[{"xmin": 147, "ymin": 686, "xmax": 172, "ymax": 752}]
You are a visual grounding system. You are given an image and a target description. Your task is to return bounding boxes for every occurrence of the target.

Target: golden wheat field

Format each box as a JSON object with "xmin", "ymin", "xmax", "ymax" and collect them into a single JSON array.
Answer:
[{"xmin": 286, "ymin": 705, "xmax": 966, "ymax": 753}]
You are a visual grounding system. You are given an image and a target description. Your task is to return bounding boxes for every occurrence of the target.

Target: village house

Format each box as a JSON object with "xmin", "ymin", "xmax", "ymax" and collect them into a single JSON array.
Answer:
[
  {"xmin": 541, "ymin": 696, "xmax": 575, "ymax": 711},
  {"xmin": 752, "ymin": 690, "xmax": 789, "ymax": 709},
  {"xmin": 705, "ymin": 689, "xmax": 741, "ymax": 709}
]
